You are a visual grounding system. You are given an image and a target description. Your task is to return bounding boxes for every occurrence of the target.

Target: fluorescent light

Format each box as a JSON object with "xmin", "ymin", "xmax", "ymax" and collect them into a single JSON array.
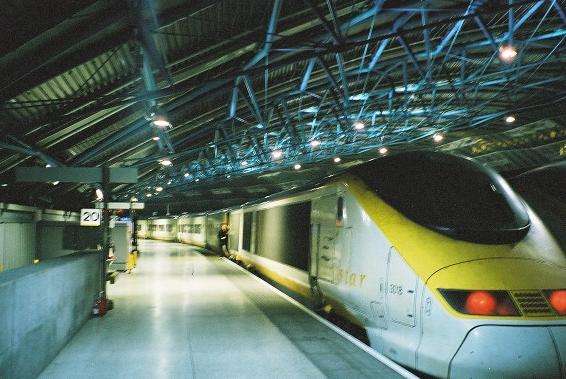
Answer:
[
  {"xmin": 152, "ymin": 115, "xmax": 171, "ymax": 128},
  {"xmin": 505, "ymin": 115, "xmax": 516, "ymax": 123},
  {"xmin": 379, "ymin": 147, "xmax": 388, "ymax": 155},
  {"xmin": 353, "ymin": 121, "xmax": 365, "ymax": 130},
  {"xmin": 294, "ymin": 164, "xmax": 301, "ymax": 170},
  {"xmin": 499, "ymin": 44, "xmax": 517, "ymax": 63},
  {"xmin": 433, "ymin": 133, "xmax": 444, "ymax": 142},
  {"xmin": 310, "ymin": 140, "xmax": 321, "ymax": 148},
  {"xmin": 271, "ymin": 150, "xmax": 283, "ymax": 159},
  {"xmin": 152, "ymin": 136, "xmax": 160, "ymax": 141},
  {"xmin": 301, "ymin": 106, "xmax": 319, "ymax": 113},
  {"xmin": 0, "ymin": 183, "xmax": 7, "ymax": 187},
  {"xmin": 333, "ymin": 157, "xmax": 341, "ymax": 163},
  {"xmin": 155, "ymin": 186, "xmax": 163, "ymax": 192},
  {"xmin": 95, "ymin": 188, "xmax": 104, "ymax": 201},
  {"xmin": 160, "ymin": 159, "xmax": 172, "ymax": 166},
  {"xmin": 349, "ymin": 93, "xmax": 369, "ymax": 101}
]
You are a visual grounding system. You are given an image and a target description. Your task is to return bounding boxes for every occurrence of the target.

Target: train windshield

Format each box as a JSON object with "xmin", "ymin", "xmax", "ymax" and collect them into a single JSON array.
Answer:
[{"xmin": 352, "ymin": 152, "xmax": 530, "ymax": 244}]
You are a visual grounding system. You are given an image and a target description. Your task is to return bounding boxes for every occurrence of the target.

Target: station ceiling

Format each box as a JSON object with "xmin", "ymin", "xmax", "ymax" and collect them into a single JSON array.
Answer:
[{"xmin": 0, "ymin": 0, "xmax": 565, "ymax": 214}]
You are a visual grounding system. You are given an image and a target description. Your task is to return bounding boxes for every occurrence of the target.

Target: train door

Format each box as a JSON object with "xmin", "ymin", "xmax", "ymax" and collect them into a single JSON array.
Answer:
[
  {"xmin": 385, "ymin": 246, "xmax": 420, "ymax": 366},
  {"xmin": 311, "ymin": 195, "xmax": 338, "ymax": 284},
  {"xmin": 386, "ymin": 247, "xmax": 417, "ymax": 327}
]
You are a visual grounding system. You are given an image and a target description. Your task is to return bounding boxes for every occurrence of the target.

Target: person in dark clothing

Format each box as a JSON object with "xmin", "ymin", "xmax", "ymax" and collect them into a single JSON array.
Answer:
[{"xmin": 217, "ymin": 223, "xmax": 230, "ymax": 257}]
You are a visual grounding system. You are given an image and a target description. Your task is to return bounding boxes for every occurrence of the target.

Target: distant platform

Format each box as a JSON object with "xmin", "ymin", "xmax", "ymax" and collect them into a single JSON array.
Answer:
[{"xmin": 40, "ymin": 240, "xmax": 414, "ymax": 378}]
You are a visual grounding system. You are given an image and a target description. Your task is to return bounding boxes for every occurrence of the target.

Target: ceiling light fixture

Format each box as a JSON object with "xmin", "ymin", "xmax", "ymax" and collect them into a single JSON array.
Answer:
[
  {"xmin": 505, "ymin": 115, "xmax": 516, "ymax": 124},
  {"xmin": 294, "ymin": 164, "xmax": 302, "ymax": 170},
  {"xmin": 379, "ymin": 147, "xmax": 388, "ymax": 155},
  {"xmin": 499, "ymin": 44, "xmax": 517, "ymax": 63},
  {"xmin": 333, "ymin": 157, "xmax": 341, "ymax": 163},
  {"xmin": 310, "ymin": 140, "xmax": 321, "ymax": 148},
  {"xmin": 152, "ymin": 136, "xmax": 160, "ymax": 141},
  {"xmin": 433, "ymin": 133, "xmax": 444, "ymax": 143},
  {"xmin": 160, "ymin": 159, "xmax": 172, "ymax": 166},
  {"xmin": 272, "ymin": 150, "xmax": 283, "ymax": 160},
  {"xmin": 184, "ymin": 173, "xmax": 189, "ymax": 178},
  {"xmin": 155, "ymin": 186, "xmax": 163, "ymax": 192},
  {"xmin": 152, "ymin": 115, "xmax": 172, "ymax": 128},
  {"xmin": 353, "ymin": 121, "xmax": 365, "ymax": 130}
]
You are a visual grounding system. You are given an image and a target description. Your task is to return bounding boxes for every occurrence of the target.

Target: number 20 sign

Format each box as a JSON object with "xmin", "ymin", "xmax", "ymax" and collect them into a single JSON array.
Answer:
[{"xmin": 80, "ymin": 209, "xmax": 102, "ymax": 227}]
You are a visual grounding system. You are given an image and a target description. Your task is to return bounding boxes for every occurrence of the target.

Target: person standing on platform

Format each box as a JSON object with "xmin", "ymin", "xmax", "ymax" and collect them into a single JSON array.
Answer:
[{"xmin": 217, "ymin": 223, "xmax": 230, "ymax": 257}]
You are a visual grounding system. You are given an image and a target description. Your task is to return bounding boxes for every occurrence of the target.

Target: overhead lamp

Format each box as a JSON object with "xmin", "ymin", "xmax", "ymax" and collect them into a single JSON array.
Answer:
[
  {"xmin": 379, "ymin": 147, "xmax": 388, "ymax": 155},
  {"xmin": 152, "ymin": 114, "xmax": 172, "ymax": 129},
  {"xmin": 152, "ymin": 136, "xmax": 160, "ymax": 141},
  {"xmin": 310, "ymin": 140, "xmax": 321, "ymax": 148},
  {"xmin": 131, "ymin": 197, "xmax": 138, "ymax": 202},
  {"xmin": 95, "ymin": 188, "xmax": 104, "ymax": 201},
  {"xmin": 155, "ymin": 186, "xmax": 163, "ymax": 192},
  {"xmin": 167, "ymin": 180, "xmax": 172, "ymax": 185},
  {"xmin": 333, "ymin": 157, "xmax": 341, "ymax": 163},
  {"xmin": 146, "ymin": 193, "xmax": 152, "ymax": 197},
  {"xmin": 505, "ymin": 115, "xmax": 516, "ymax": 124},
  {"xmin": 241, "ymin": 160, "xmax": 248, "ymax": 166},
  {"xmin": 433, "ymin": 133, "xmax": 444, "ymax": 143},
  {"xmin": 272, "ymin": 150, "xmax": 283, "ymax": 160},
  {"xmin": 184, "ymin": 173, "xmax": 189, "ymax": 178},
  {"xmin": 45, "ymin": 164, "xmax": 51, "ymax": 168},
  {"xmin": 498, "ymin": 44, "xmax": 517, "ymax": 63},
  {"xmin": 294, "ymin": 164, "xmax": 302, "ymax": 170},
  {"xmin": 52, "ymin": 181, "xmax": 60, "ymax": 186},
  {"xmin": 160, "ymin": 159, "xmax": 172, "ymax": 166},
  {"xmin": 195, "ymin": 178, "xmax": 200, "ymax": 182},
  {"xmin": 226, "ymin": 174, "xmax": 231, "ymax": 179},
  {"xmin": 0, "ymin": 183, "xmax": 7, "ymax": 187},
  {"xmin": 353, "ymin": 121, "xmax": 365, "ymax": 130}
]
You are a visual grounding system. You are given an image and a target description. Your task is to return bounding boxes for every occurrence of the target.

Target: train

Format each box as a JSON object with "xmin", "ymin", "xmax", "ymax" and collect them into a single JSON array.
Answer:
[{"xmin": 137, "ymin": 152, "xmax": 566, "ymax": 378}]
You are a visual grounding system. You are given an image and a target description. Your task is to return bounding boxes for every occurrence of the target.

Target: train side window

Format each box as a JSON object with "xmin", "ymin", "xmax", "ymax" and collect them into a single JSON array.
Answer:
[{"xmin": 336, "ymin": 196, "xmax": 344, "ymax": 227}]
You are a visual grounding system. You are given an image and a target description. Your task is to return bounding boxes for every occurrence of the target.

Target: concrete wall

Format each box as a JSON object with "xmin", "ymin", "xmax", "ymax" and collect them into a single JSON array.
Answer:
[{"xmin": 0, "ymin": 251, "xmax": 101, "ymax": 379}]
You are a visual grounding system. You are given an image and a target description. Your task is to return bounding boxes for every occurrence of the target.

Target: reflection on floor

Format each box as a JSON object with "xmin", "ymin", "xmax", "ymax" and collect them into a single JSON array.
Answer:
[{"xmin": 40, "ymin": 240, "xmax": 405, "ymax": 378}]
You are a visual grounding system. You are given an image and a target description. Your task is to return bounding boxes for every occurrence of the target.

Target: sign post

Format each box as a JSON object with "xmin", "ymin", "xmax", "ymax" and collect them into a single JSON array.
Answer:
[{"xmin": 16, "ymin": 166, "xmax": 138, "ymax": 316}]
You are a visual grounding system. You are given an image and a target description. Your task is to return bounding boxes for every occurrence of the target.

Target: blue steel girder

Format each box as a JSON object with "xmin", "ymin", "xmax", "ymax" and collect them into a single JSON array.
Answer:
[{"xmin": 115, "ymin": 1, "xmax": 566, "ymax": 199}]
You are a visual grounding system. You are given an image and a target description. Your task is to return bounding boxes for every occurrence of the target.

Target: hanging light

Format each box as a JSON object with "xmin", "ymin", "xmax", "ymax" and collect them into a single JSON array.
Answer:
[
  {"xmin": 333, "ymin": 157, "xmax": 341, "ymax": 163},
  {"xmin": 505, "ymin": 115, "xmax": 516, "ymax": 124},
  {"xmin": 310, "ymin": 140, "xmax": 321, "ymax": 148},
  {"xmin": 272, "ymin": 150, "xmax": 283, "ymax": 160},
  {"xmin": 155, "ymin": 186, "xmax": 163, "ymax": 192},
  {"xmin": 95, "ymin": 188, "xmax": 104, "ymax": 201},
  {"xmin": 499, "ymin": 44, "xmax": 517, "ymax": 63},
  {"xmin": 433, "ymin": 133, "xmax": 444, "ymax": 143},
  {"xmin": 294, "ymin": 164, "xmax": 302, "ymax": 170},
  {"xmin": 152, "ymin": 114, "xmax": 172, "ymax": 128},
  {"xmin": 379, "ymin": 147, "xmax": 388, "ymax": 155},
  {"xmin": 160, "ymin": 159, "xmax": 172, "ymax": 166},
  {"xmin": 353, "ymin": 121, "xmax": 365, "ymax": 130}
]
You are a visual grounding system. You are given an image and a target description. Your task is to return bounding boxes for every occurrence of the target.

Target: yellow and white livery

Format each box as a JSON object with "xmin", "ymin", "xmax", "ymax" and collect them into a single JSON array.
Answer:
[{"xmin": 141, "ymin": 152, "xmax": 566, "ymax": 378}]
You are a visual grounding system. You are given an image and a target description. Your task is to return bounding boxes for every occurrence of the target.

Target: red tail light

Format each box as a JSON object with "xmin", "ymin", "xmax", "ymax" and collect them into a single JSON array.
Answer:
[
  {"xmin": 439, "ymin": 289, "xmax": 520, "ymax": 316},
  {"xmin": 544, "ymin": 290, "xmax": 566, "ymax": 315}
]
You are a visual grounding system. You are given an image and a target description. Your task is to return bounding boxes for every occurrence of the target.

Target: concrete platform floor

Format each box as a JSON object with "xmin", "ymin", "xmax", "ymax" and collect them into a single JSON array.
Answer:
[{"xmin": 40, "ymin": 240, "xmax": 411, "ymax": 378}]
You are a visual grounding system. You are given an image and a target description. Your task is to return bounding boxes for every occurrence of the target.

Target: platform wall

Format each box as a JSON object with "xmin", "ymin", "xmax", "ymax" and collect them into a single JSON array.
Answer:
[{"xmin": 0, "ymin": 251, "xmax": 101, "ymax": 379}]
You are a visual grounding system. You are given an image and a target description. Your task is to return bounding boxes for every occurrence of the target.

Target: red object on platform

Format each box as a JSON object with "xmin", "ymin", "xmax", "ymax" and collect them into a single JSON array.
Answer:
[
  {"xmin": 549, "ymin": 290, "xmax": 566, "ymax": 315},
  {"xmin": 465, "ymin": 291, "xmax": 497, "ymax": 315}
]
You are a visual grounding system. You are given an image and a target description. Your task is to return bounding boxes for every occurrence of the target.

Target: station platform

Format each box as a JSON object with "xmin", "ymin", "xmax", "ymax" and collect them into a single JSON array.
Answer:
[{"xmin": 40, "ymin": 240, "xmax": 415, "ymax": 378}]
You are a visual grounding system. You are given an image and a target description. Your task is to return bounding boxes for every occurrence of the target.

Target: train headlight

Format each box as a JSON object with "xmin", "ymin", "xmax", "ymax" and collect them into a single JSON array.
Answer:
[
  {"xmin": 544, "ymin": 290, "xmax": 566, "ymax": 315},
  {"xmin": 439, "ymin": 289, "xmax": 520, "ymax": 316}
]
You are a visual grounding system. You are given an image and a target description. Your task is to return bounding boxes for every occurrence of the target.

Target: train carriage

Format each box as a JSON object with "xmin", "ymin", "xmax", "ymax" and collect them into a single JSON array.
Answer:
[{"xmin": 140, "ymin": 152, "xmax": 566, "ymax": 378}]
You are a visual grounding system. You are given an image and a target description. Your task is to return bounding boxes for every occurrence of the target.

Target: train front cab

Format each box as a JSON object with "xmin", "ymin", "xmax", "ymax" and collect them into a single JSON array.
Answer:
[{"xmin": 343, "ymin": 153, "xmax": 566, "ymax": 378}]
